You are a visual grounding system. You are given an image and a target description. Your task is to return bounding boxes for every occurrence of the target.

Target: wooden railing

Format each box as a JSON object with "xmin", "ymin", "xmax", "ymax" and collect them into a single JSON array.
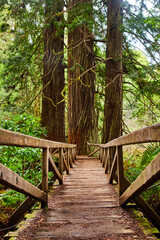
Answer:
[
  {"xmin": 88, "ymin": 123, "xmax": 160, "ymax": 230},
  {"xmin": 0, "ymin": 128, "xmax": 76, "ymax": 227}
]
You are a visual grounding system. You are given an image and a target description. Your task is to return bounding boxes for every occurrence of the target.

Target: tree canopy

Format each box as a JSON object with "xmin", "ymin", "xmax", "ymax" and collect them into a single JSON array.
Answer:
[{"xmin": 0, "ymin": 0, "xmax": 159, "ymax": 144}]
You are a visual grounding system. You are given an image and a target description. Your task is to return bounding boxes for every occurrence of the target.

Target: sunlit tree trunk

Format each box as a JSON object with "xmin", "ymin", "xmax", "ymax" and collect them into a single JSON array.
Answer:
[
  {"xmin": 102, "ymin": 0, "xmax": 123, "ymax": 143},
  {"xmin": 68, "ymin": 0, "xmax": 97, "ymax": 154},
  {"xmin": 42, "ymin": 0, "xmax": 65, "ymax": 142}
]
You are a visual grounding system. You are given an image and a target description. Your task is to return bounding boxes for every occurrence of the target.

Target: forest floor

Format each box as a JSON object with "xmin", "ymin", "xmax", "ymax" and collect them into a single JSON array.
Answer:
[{"xmin": 4, "ymin": 156, "xmax": 158, "ymax": 240}]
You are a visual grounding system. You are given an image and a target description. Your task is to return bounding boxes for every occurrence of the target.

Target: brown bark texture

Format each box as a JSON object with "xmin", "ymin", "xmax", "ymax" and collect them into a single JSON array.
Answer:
[
  {"xmin": 68, "ymin": 0, "xmax": 97, "ymax": 154},
  {"xmin": 42, "ymin": 0, "xmax": 65, "ymax": 142},
  {"xmin": 102, "ymin": 0, "xmax": 123, "ymax": 144}
]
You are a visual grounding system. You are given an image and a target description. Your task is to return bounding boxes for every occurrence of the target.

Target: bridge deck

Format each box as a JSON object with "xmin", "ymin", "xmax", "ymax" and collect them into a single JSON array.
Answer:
[{"xmin": 14, "ymin": 157, "xmax": 153, "ymax": 239}]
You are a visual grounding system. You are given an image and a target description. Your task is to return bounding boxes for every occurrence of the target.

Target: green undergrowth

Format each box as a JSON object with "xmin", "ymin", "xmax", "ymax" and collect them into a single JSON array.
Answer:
[
  {"xmin": 0, "ymin": 113, "xmax": 56, "ymax": 225},
  {"xmin": 123, "ymin": 143, "xmax": 160, "ymax": 216}
]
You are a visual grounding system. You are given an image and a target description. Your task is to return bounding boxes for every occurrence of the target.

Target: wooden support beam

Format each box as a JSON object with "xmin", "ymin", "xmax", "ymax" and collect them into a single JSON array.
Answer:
[
  {"xmin": 52, "ymin": 148, "xmax": 59, "ymax": 156},
  {"xmin": 117, "ymin": 146, "xmax": 126, "ymax": 196},
  {"xmin": 59, "ymin": 148, "xmax": 64, "ymax": 178},
  {"xmin": 100, "ymin": 148, "xmax": 103, "ymax": 162},
  {"xmin": 8, "ymin": 176, "xmax": 56, "ymax": 228},
  {"xmin": 63, "ymin": 154, "xmax": 69, "ymax": 174},
  {"xmin": 71, "ymin": 149, "xmax": 75, "ymax": 163},
  {"xmin": 102, "ymin": 149, "xmax": 105, "ymax": 167},
  {"xmin": 120, "ymin": 153, "xmax": 160, "ymax": 206},
  {"xmin": 0, "ymin": 163, "xmax": 47, "ymax": 202},
  {"xmin": 120, "ymin": 174, "xmax": 160, "ymax": 231},
  {"xmin": 109, "ymin": 151, "xmax": 117, "ymax": 184},
  {"xmin": 41, "ymin": 148, "xmax": 49, "ymax": 208},
  {"xmin": 108, "ymin": 147, "xmax": 114, "ymax": 173},
  {"xmin": 88, "ymin": 148, "xmax": 100, "ymax": 157},
  {"xmin": 49, "ymin": 153, "xmax": 63, "ymax": 184},
  {"xmin": 104, "ymin": 148, "xmax": 109, "ymax": 174},
  {"xmin": 73, "ymin": 147, "xmax": 77, "ymax": 160},
  {"xmin": 69, "ymin": 149, "xmax": 73, "ymax": 168},
  {"xmin": 66, "ymin": 148, "xmax": 70, "ymax": 169}
]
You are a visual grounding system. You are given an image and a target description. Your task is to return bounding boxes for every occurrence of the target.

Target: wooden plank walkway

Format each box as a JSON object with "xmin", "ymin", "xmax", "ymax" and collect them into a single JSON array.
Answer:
[{"xmin": 12, "ymin": 157, "xmax": 155, "ymax": 240}]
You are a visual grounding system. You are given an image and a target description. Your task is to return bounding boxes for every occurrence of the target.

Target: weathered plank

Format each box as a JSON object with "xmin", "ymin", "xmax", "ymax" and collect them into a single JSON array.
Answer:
[
  {"xmin": 0, "ymin": 163, "xmax": 47, "ymax": 202},
  {"xmin": 101, "ymin": 122, "xmax": 160, "ymax": 147},
  {"xmin": 14, "ymin": 158, "xmax": 153, "ymax": 240},
  {"xmin": 0, "ymin": 128, "xmax": 76, "ymax": 149},
  {"xmin": 120, "ymin": 152, "xmax": 160, "ymax": 206},
  {"xmin": 49, "ymin": 153, "xmax": 63, "ymax": 184}
]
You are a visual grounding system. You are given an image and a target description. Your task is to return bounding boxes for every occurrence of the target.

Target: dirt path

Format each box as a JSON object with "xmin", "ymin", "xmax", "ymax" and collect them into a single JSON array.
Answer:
[{"xmin": 14, "ymin": 157, "xmax": 155, "ymax": 239}]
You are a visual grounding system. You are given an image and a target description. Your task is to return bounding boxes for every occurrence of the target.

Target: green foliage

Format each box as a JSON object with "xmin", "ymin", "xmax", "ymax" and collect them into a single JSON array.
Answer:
[
  {"xmin": 141, "ymin": 143, "xmax": 160, "ymax": 166},
  {"xmin": 0, "ymin": 114, "xmax": 48, "ymax": 218},
  {"xmin": 0, "ymin": 1, "xmax": 44, "ymax": 114},
  {"xmin": 0, "ymin": 113, "xmax": 46, "ymax": 137},
  {"xmin": 0, "ymin": 189, "xmax": 25, "ymax": 207},
  {"xmin": 124, "ymin": 144, "xmax": 160, "ymax": 214},
  {"xmin": 0, "ymin": 113, "xmax": 47, "ymax": 183}
]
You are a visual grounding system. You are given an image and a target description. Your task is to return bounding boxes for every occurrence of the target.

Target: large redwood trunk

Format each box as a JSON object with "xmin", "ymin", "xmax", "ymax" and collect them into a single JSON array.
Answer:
[
  {"xmin": 68, "ymin": 0, "xmax": 97, "ymax": 154},
  {"xmin": 102, "ymin": 0, "xmax": 123, "ymax": 143},
  {"xmin": 42, "ymin": 0, "xmax": 65, "ymax": 142}
]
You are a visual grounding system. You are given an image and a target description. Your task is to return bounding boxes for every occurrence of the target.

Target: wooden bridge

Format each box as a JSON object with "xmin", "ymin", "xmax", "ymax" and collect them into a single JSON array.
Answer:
[{"xmin": 0, "ymin": 123, "xmax": 160, "ymax": 239}]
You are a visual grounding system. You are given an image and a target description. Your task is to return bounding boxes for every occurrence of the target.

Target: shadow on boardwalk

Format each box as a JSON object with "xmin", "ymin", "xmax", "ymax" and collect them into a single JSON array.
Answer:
[{"xmin": 6, "ymin": 157, "xmax": 157, "ymax": 240}]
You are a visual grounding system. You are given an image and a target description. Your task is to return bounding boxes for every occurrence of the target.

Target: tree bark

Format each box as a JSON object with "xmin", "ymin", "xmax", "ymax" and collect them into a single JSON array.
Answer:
[
  {"xmin": 42, "ymin": 0, "xmax": 65, "ymax": 142},
  {"xmin": 68, "ymin": 0, "xmax": 97, "ymax": 154},
  {"xmin": 102, "ymin": 0, "xmax": 123, "ymax": 143}
]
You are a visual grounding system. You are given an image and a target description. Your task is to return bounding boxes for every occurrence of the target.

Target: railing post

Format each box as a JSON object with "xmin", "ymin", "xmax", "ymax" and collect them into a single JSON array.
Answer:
[
  {"xmin": 66, "ymin": 148, "xmax": 69, "ymax": 169},
  {"xmin": 59, "ymin": 148, "xmax": 63, "ymax": 183},
  {"xmin": 87, "ymin": 142, "xmax": 89, "ymax": 155},
  {"xmin": 105, "ymin": 148, "xmax": 109, "ymax": 173},
  {"xmin": 101, "ymin": 148, "xmax": 103, "ymax": 163},
  {"xmin": 117, "ymin": 146, "xmax": 125, "ymax": 196},
  {"xmin": 102, "ymin": 148, "xmax": 106, "ymax": 168},
  {"xmin": 74, "ymin": 147, "xmax": 77, "ymax": 160},
  {"xmin": 41, "ymin": 148, "xmax": 49, "ymax": 208},
  {"xmin": 69, "ymin": 149, "xmax": 73, "ymax": 168},
  {"xmin": 100, "ymin": 148, "xmax": 102, "ymax": 162},
  {"xmin": 71, "ymin": 148, "xmax": 75, "ymax": 163}
]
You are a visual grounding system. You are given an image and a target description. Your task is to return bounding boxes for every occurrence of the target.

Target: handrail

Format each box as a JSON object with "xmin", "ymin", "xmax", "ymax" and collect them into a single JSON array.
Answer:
[
  {"xmin": 100, "ymin": 122, "xmax": 160, "ymax": 147},
  {"xmin": 89, "ymin": 122, "xmax": 160, "ymax": 230},
  {"xmin": 0, "ymin": 128, "xmax": 76, "ymax": 148},
  {"xmin": 0, "ymin": 128, "xmax": 77, "ymax": 227}
]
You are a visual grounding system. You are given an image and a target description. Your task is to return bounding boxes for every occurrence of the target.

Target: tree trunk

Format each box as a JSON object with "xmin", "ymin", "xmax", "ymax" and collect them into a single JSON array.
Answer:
[
  {"xmin": 42, "ymin": 0, "xmax": 65, "ymax": 142},
  {"xmin": 68, "ymin": 0, "xmax": 97, "ymax": 154},
  {"xmin": 102, "ymin": 0, "xmax": 123, "ymax": 143}
]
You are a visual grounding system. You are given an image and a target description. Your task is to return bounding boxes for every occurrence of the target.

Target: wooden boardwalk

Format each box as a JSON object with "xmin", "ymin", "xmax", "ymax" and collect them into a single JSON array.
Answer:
[{"xmin": 12, "ymin": 157, "xmax": 155, "ymax": 240}]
